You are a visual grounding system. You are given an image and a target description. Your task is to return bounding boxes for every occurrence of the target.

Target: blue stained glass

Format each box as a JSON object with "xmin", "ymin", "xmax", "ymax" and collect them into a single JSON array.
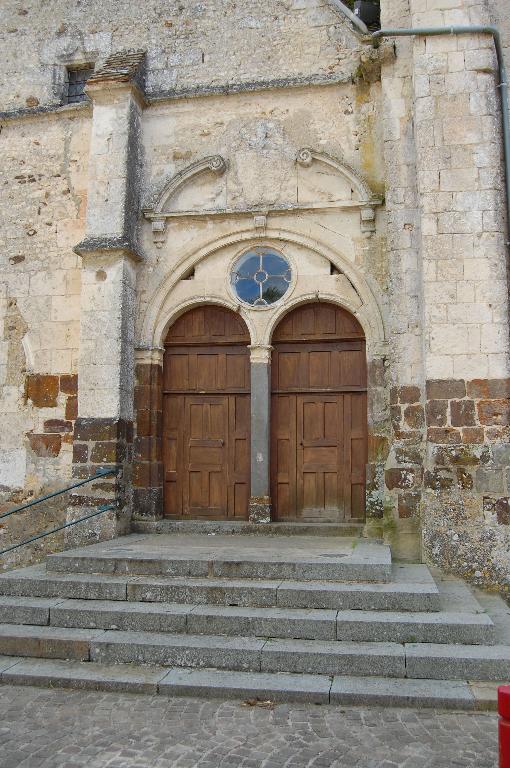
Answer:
[
  {"xmin": 231, "ymin": 248, "xmax": 292, "ymax": 306},
  {"xmin": 262, "ymin": 276, "xmax": 288, "ymax": 303},
  {"xmin": 236, "ymin": 253, "xmax": 260, "ymax": 279},
  {"xmin": 263, "ymin": 253, "xmax": 289, "ymax": 276},
  {"xmin": 235, "ymin": 278, "xmax": 261, "ymax": 304}
]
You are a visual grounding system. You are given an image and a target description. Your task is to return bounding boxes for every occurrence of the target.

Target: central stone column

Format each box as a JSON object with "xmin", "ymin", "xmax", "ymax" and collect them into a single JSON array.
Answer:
[
  {"xmin": 248, "ymin": 345, "xmax": 272, "ymax": 523},
  {"xmin": 68, "ymin": 51, "xmax": 147, "ymax": 543}
]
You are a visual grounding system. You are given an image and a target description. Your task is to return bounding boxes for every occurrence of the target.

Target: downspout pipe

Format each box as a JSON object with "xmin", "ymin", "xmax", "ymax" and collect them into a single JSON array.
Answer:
[
  {"xmin": 328, "ymin": 0, "xmax": 370, "ymax": 36},
  {"xmin": 371, "ymin": 25, "xmax": 510, "ymax": 247}
]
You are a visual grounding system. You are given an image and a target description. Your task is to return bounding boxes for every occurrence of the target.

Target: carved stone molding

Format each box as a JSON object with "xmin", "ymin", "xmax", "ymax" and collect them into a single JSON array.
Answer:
[
  {"xmin": 249, "ymin": 345, "xmax": 273, "ymax": 364},
  {"xmin": 143, "ymin": 155, "xmax": 227, "ymax": 246},
  {"xmin": 296, "ymin": 147, "xmax": 382, "ymax": 234}
]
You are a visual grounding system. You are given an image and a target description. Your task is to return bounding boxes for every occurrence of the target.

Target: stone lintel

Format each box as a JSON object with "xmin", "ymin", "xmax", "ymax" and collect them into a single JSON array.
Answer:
[{"xmin": 73, "ymin": 236, "xmax": 143, "ymax": 263}]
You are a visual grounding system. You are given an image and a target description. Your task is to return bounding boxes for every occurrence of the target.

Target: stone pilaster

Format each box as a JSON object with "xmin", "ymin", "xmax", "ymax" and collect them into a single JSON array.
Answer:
[
  {"xmin": 407, "ymin": 0, "xmax": 510, "ymax": 586},
  {"xmin": 378, "ymin": 0, "xmax": 425, "ymax": 561},
  {"xmin": 132, "ymin": 347, "xmax": 164, "ymax": 521},
  {"xmin": 248, "ymin": 345, "xmax": 272, "ymax": 523},
  {"xmin": 67, "ymin": 50, "xmax": 147, "ymax": 545}
]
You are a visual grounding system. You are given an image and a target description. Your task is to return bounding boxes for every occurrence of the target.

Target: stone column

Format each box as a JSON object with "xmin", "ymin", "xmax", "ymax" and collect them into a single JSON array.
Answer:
[
  {"xmin": 248, "ymin": 345, "xmax": 272, "ymax": 523},
  {"xmin": 67, "ymin": 51, "xmax": 146, "ymax": 544}
]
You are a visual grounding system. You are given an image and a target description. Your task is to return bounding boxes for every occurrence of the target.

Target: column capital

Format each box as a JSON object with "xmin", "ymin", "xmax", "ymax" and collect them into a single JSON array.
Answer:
[
  {"xmin": 85, "ymin": 49, "xmax": 147, "ymax": 108},
  {"xmin": 135, "ymin": 345, "xmax": 165, "ymax": 367},
  {"xmin": 249, "ymin": 345, "xmax": 273, "ymax": 364}
]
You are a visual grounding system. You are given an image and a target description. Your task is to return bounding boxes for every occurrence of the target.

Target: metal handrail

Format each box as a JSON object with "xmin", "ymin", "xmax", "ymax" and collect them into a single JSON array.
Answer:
[
  {"xmin": 0, "ymin": 468, "xmax": 117, "ymax": 521},
  {"xmin": 0, "ymin": 504, "xmax": 116, "ymax": 556}
]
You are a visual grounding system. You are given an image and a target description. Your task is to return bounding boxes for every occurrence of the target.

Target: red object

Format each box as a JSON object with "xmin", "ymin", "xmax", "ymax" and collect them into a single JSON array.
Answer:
[{"xmin": 498, "ymin": 686, "xmax": 510, "ymax": 767}]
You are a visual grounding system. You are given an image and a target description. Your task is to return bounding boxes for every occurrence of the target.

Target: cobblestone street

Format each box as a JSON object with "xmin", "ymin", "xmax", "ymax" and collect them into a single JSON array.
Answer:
[{"xmin": 0, "ymin": 684, "xmax": 498, "ymax": 768}]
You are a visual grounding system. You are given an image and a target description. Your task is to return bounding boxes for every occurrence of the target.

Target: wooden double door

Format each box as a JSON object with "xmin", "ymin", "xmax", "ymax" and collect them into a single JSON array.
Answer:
[
  {"xmin": 162, "ymin": 303, "xmax": 367, "ymax": 522},
  {"xmin": 163, "ymin": 306, "xmax": 251, "ymax": 519},
  {"xmin": 270, "ymin": 303, "xmax": 367, "ymax": 522}
]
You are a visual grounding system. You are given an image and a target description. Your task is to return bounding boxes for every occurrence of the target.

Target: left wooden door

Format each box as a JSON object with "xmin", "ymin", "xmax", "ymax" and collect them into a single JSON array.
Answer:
[{"xmin": 162, "ymin": 306, "xmax": 250, "ymax": 520}]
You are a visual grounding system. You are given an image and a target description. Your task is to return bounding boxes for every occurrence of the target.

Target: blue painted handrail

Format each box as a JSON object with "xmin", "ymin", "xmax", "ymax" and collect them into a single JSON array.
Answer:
[
  {"xmin": 0, "ymin": 504, "xmax": 116, "ymax": 556},
  {"xmin": 0, "ymin": 468, "xmax": 117, "ymax": 521}
]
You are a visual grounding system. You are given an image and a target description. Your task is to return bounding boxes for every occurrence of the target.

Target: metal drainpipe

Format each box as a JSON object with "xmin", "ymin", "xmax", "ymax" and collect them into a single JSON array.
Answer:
[
  {"xmin": 328, "ymin": 0, "xmax": 370, "ymax": 36},
  {"xmin": 331, "ymin": 4, "xmax": 510, "ymax": 243}
]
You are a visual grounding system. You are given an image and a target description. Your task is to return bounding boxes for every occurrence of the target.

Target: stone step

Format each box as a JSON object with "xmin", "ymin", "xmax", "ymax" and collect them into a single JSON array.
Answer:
[
  {"xmin": 260, "ymin": 637, "xmax": 404, "ymax": 676},
  {"xmin": 335, "ymin": 609, "xmax": 494, "ymax": 645},
  {"xmin": 0, "ymin": 596, "xmax": 486, "ymax": 644},
  {"xmin": 0, "ymin": 565, "xmax": 439, "ymax": 611},
  {"xmin": 0, "ymin": 566, "xmax": 129, "ymax": 601},
  {"xmin": 0, "ymin": 656, "xmax": 495, "ymax": 710},
  {"xmin": 0, "ymin": 624, "xmax": 101, "ymax": 661},
  {"xmin": 0, "ymin": 623, "xmax": 508, "ymax": 682},
  {"xmin": 50, "ymin": 600, "xmax": 338, "ymax": 640},
  {"xmin": 131, "ymin": 520, "xmax": 365, "ymax": 537},
  {"xmin": 406, "ymin": 643, "xmax": 510, "ymax": 681},
  {"xmin": 130, "ymin": 569, "xmax": 440, "ymax": 611},
  {"xmin": 45, "ymin": 534, "xmax": 392, "ymax": 582},
  {"xmin": 90, "ymin": 630, "xmax": 268, "ymax": 671}
]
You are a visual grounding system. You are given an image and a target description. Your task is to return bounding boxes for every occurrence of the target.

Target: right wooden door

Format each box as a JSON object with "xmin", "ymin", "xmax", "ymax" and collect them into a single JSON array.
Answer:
[{"xmin": 271, "ymin": 303, "xmax": 367, "ymax": 522}]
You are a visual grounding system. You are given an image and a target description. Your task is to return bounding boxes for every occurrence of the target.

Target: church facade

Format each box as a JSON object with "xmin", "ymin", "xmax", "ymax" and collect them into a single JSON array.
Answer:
[{"xmin": 1, "ymin": 0, "xmax": 510, "ymax": 589}]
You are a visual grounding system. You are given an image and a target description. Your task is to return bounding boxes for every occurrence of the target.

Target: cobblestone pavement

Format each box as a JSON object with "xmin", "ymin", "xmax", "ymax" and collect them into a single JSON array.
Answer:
[{"xmin": 0, "ymin": 684, "xmax": 498, "ymax": 768}]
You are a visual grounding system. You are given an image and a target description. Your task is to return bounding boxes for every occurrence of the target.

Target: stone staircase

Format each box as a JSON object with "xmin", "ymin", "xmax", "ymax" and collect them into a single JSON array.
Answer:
[{"xmin": 0, "ymin": 529, "xmax": 509, "ymax": 709}]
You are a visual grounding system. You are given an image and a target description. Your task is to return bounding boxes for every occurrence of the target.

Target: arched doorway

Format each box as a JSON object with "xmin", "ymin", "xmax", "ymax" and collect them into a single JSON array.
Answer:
[
  {"xmin": 163, "ymin": 305, "xmax": 250, "ymax": 519},
  {"xmin": 271, "ymin": 302, "xmax": 367, "ymax": 522}
]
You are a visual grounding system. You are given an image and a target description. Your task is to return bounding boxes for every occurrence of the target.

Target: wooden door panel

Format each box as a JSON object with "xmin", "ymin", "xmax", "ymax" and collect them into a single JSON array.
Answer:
[
  {"xmin": 163, "ymin": 306, "xmax": 250, "ymax": 520},
  {"xmin": 228, "ymin": 395, "xmax": 250, "ymax": 519},
  {"xmin": 297, "ymin": 396, "xmax": 343, "ymax": 519},
  {"xmin": 270, "ymin": 394, "xmax": 297, "ymax": 520},
  {"xmin": 184, "ymin": 397, "xmax": 228, "ymax": 518},
  {"xmin": 271, "ymin": 303, "xmax": 367, "ymax": 523}
]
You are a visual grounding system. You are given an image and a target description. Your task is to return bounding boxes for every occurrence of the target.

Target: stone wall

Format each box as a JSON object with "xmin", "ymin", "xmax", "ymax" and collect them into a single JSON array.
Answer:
[
  {"xmin": 0, "ymin": 0, "xmax": 509, "ymax": 590},
  {"xmin": 0, "ymin": 107, "xmax": 89, "ymax": 565},
  {"xmin": 1, "ymin": 0, "xmax": 364, "ymax": 112}
]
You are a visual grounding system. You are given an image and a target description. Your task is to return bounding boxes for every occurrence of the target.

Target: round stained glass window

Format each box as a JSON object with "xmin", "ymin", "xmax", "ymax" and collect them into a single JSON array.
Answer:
[{"xmin": 231, "ymin": 249, "xmax": 292, "ymax": 306}]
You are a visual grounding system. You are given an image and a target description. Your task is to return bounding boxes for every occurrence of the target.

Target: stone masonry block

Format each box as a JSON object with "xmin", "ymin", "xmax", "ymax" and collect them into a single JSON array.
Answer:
[
  {"xmin": 467, "ymin": 379, "xmax": 510, "ymax": 398},
  {"xmin": 65, "ymin": 396, "xmax": 78, "ymax": 420},
  {"xmin": 27, "ymin": 433, "xmax": 62, "ymax": 457},
  {"xmin": 475, "ymin": 468, "xmax": 504, "ymax": 494},
  {"xmin": 439, "ymin": 168, "xmax": 478, "ymax": 192},
  {"xmin": 398, "ymin": 492, "xmax": 421, "ymax": 519},
  {"xmin": 450, "ymin": 400, "xmax": 476, "ymax": 427},
  {"xmin": 398, "ymin": 386, "xmax": 421, "ymax": 404},
  {"xmin": 461, "ymin": 427, "xmax": 485, "ymax": 444},
  {"xmin": 43, "ymin": 419, "xmax": 73, "ymax": 433},
  {"xmin": 427, "ymin": 427, "xmax": 462, "ymax": 444},
  {"xmin": 404, "ymin": 405, "xmax": 425, "ymax": 429},
  {"xmin": 426, "ymin": 400, "xmax": 448, "ymax": 426},
  {"xmin": 426, "ymin": 380, "xmax": 466, "ymax": 400},
  {"xmin": 59, "ymin": 374, "xmax": 78, "ymax": 395},
  {"xmin": 26, "ymin": 374, "xmax": 59, "ymax": 408},
  {"xmin": 385, "ymin": 468, "xmax": 421, "ymax": 491},
  {"xmin": 478, "ymin": 400, "xmax": 510, "ymax": 427}
]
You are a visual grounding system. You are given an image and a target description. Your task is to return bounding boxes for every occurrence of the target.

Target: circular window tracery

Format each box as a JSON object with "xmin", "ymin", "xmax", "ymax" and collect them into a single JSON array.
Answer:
[{"xmin": 231, "ymin": 249, "xmax": 292, "ymax": 306}]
